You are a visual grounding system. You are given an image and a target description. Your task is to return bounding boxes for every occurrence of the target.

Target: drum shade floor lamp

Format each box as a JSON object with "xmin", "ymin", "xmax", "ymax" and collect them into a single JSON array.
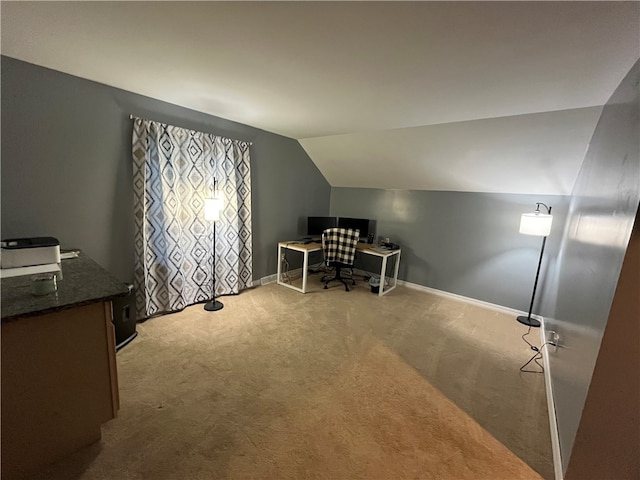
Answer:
[
  {"xmin": 204, "ymin": 178, "xmax": 224, "ymax": 312},
  {"xmin": 517, "ymin": 202, "xmax": 553, "ymax": 328}
]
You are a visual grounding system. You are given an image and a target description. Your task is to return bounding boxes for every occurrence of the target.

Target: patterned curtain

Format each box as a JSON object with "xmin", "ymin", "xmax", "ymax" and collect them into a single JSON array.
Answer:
[{"xmin": 132, "ymin": 118, "xmax": 252, "ymax": 319}]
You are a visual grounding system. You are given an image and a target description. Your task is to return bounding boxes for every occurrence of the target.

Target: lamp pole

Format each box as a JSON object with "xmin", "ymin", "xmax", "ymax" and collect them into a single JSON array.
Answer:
[
  {"xmin": 516, "ymin": 203, "xmax": 552, "ymax": 328},
  {"xmin": 204, "ymin": 178, "xmax": 223, "ymax": 312}
]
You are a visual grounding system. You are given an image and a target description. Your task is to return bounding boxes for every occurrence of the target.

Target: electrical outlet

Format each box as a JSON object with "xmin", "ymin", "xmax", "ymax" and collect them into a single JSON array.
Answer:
[
  {"xmin": 547, "ymin": 330, "xmax": 560, "ymax": 353},
  {"xmin": 546, "ymin": 330, "xmax": 555, "ymax": 344}
]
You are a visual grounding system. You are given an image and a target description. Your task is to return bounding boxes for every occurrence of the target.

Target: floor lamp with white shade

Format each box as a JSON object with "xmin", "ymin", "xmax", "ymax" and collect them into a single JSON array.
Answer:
[
  {"xmin": 517, "ymin": 202, "xmax": 553, "ymax": 328},
  {"xmin": 204, "ymin": 179, "xmax": 224, "ymax": 312}
]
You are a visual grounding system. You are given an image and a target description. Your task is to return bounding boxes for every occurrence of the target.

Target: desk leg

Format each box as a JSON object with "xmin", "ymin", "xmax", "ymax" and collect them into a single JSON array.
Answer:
[
  {"xmin": 379, "ymin": 251, "xmax": 401, "ymax": 296},
  {"xmin": 392, "ymin": 251, "xmax": 401, "ymax": 287},
  {"xmin": 276, "ymin": 245, "xmax": 313, "ymax": 294},
  {"xmin": 379, "ymin": 256, "xmax": 388, "ymax": 297},
  {"xmin": 385, "ymin": 251, "xmax": 401, "ymax": 294},
  {"xmin": 276, "ymin": 244, "xmax": 283, "ymax": 286},
  {"xmin": 302, "ymin": 250, "xmax": 309, "ymax": 293}
]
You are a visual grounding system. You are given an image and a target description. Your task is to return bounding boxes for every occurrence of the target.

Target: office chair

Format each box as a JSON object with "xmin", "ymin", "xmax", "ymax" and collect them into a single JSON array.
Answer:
[{"xmin": 321, "ymin": 227, "xmax": 360, "ymax": 291}]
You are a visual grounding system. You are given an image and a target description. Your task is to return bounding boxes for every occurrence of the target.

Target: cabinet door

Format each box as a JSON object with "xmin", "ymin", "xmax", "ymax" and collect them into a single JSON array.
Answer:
[
  {"xmin": 105, "ymin": 300, "xmax": 120, "ymax": 414},
  {"xmin": 1, "ymin": 301, "xmax": 119, "ymax": 477}
]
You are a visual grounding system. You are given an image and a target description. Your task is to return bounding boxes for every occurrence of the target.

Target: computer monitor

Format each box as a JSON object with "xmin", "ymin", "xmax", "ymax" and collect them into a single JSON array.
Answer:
[
  {"xmin": 307, "ymin": 216, "xmax": 337, "ymax": 237},
  {"xmin": 337, "ymin": 217, "xmax": 369, "ymax": 238}
]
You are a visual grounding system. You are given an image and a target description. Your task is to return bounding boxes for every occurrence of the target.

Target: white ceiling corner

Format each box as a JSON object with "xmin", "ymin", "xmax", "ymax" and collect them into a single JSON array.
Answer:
[{"xmin": 1, "ymin": 1, "xmax": 638, "ymax": 195}]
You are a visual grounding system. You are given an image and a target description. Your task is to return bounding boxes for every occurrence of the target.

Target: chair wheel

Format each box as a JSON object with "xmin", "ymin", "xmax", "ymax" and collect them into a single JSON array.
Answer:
[{"xmin": 324, "ymin": 285, "xmax": 328, "ymax": 289}]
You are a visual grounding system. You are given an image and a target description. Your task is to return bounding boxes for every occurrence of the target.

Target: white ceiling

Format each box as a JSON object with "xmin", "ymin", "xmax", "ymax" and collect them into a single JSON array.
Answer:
[{"xmin": 2, "ymin": 1, "xmax": 639, "ymax": 195}]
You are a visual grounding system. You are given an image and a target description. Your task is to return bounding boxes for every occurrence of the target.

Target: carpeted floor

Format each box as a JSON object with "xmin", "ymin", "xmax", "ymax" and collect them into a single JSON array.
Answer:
[{"xmin": 33, "ymin": 277, "xmax": 553, "ymax": 480}]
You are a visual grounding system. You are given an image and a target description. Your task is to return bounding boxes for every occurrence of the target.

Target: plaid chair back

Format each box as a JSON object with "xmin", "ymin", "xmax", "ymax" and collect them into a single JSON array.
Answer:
[{"xmin": 322, "ymin": 227, "xmax": 360, "ymax": 266}]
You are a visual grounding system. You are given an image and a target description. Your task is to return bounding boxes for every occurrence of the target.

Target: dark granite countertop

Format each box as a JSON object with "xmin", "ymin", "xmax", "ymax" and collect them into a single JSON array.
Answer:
[{"xmin": 1, "ymin": 252, "xmax": 130, "ymax": 322}]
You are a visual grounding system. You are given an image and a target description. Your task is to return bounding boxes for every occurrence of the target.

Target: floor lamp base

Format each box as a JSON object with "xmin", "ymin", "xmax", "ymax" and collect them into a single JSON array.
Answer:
[
  {"xmin": 204, "ymin": 300, "xmax": 224, "ymax": 312},
  {"xmin": 516, "ymin": 315, "xmax": 540, "ymax": 328}
]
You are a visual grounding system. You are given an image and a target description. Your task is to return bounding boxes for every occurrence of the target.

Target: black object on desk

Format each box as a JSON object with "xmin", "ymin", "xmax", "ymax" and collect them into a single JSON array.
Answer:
[
  {"xmin": 291, "ymin": 238, "xmax": 313, "ymax": 244},
  {"xmin": 112, "ymin": 284, "xmax": 137, "ymax": 351}
]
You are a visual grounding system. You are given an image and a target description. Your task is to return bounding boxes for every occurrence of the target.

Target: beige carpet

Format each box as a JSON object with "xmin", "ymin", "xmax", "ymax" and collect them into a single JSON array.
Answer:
[{"xmin": 32, "ymin": 278, "xmax": 553, "ymax": 480}]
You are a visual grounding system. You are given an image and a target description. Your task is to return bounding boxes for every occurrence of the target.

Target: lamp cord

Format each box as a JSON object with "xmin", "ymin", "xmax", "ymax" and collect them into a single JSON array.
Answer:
[{"xmin": 520, "ymin": 325, "xmax": 553, "ymax": 374}]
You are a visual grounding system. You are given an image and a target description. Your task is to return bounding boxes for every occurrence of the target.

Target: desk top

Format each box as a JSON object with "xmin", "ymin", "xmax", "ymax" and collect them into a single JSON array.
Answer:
[
  {"xmin": 278, "ymin": 241, "xmax": 322, "ymax": 252},
  {"xmin": 1, "ymin": 252, "xmax": 130, "ymax": 322},
  {"xmin": 279, "ymin": 241, "xmax": 400, "ymax": 257}
]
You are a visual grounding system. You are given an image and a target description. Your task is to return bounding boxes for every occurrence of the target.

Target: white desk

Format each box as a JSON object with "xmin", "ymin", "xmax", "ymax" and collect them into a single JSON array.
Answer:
[{"xmin": 276, "ymin": 241, "xmax": 401, "ymax": 296}]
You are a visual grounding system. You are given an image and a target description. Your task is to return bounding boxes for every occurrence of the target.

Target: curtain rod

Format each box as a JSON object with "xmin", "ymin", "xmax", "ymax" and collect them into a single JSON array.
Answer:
[{"xmin": 129, "ymin": 114, "xmax": 253, "ymax": 145}]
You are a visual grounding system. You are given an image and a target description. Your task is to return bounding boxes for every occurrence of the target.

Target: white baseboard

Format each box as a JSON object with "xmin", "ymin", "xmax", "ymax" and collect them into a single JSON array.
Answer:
[
  {"xmin": 260, "ymin": 271, "xmax": 539, "ymax": 319},
  {"xmin": 259, "ymin": 268, "xmax": 303, "ymax": 286},
  {"xmin": 540, "ymin": 319, "xmax": 564, "ymax": 480},
  {"xmin": 258, "ymin": 274, "xmax": 277, "ymax": 286},
  {"xmin": 397, "ymin": 279, "xmax": 541, "ymax": 319}
]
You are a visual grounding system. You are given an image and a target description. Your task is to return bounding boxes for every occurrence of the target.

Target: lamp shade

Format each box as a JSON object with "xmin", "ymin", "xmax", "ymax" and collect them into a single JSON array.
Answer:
[
  {"xmin": 204, "ymin": 198, "xmax": 221, "ymax": 221},
  {"xmin": 519, "ymin": 212, "xmax": 553, "ymax": 237}
]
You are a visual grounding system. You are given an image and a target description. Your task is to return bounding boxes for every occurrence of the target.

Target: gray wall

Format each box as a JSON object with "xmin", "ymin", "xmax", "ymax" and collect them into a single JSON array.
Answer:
[
  {"xmin": 330, "ymin": 188, "xmax": 569, "ymax": 312},
  {"xmin": 1, "ymin": 56, "xmax": 330, "ymax": 283},
  {"xmin": 542, "ymin": 60, "xmax": 640, "ymax": 474}
]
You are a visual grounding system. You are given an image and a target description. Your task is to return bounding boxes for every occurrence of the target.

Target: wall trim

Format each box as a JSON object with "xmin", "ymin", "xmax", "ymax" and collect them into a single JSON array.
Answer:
[
  {"xmin": 259, "ymin": 272, "xmax": 543, "ymax": 321},
  {"xmin": 397, "ymin": 279, "xmax": 539, "ymax": 319},
  {"xmin": 257, "ymin": 268, "xmax": 303, "ymax": 287},
  {"xmin": 540, "ymin": 319, "xmax": 564, "ymax": 480},
  {"xmin": 257, "ymin": 274, "xmax": 277, "ymax": 286}
]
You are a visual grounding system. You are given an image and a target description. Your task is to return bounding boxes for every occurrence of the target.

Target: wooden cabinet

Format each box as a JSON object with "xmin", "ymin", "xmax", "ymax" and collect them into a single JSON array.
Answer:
[{"xmin": 1, "ymin": 301, "xmax": 119, "ymax": 478}]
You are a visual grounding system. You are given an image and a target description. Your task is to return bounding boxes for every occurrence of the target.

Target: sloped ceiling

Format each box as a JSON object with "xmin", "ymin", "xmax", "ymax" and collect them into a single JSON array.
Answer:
[{"xmin": 1, "ymin": 1, "xmax": 638, "ymax": 195}]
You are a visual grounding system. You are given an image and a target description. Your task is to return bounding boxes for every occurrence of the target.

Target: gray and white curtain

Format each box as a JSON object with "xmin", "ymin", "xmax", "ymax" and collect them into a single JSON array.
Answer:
[{"xmin": 132, "ymin": 118, "xmax": 252, "ymax": 319}]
